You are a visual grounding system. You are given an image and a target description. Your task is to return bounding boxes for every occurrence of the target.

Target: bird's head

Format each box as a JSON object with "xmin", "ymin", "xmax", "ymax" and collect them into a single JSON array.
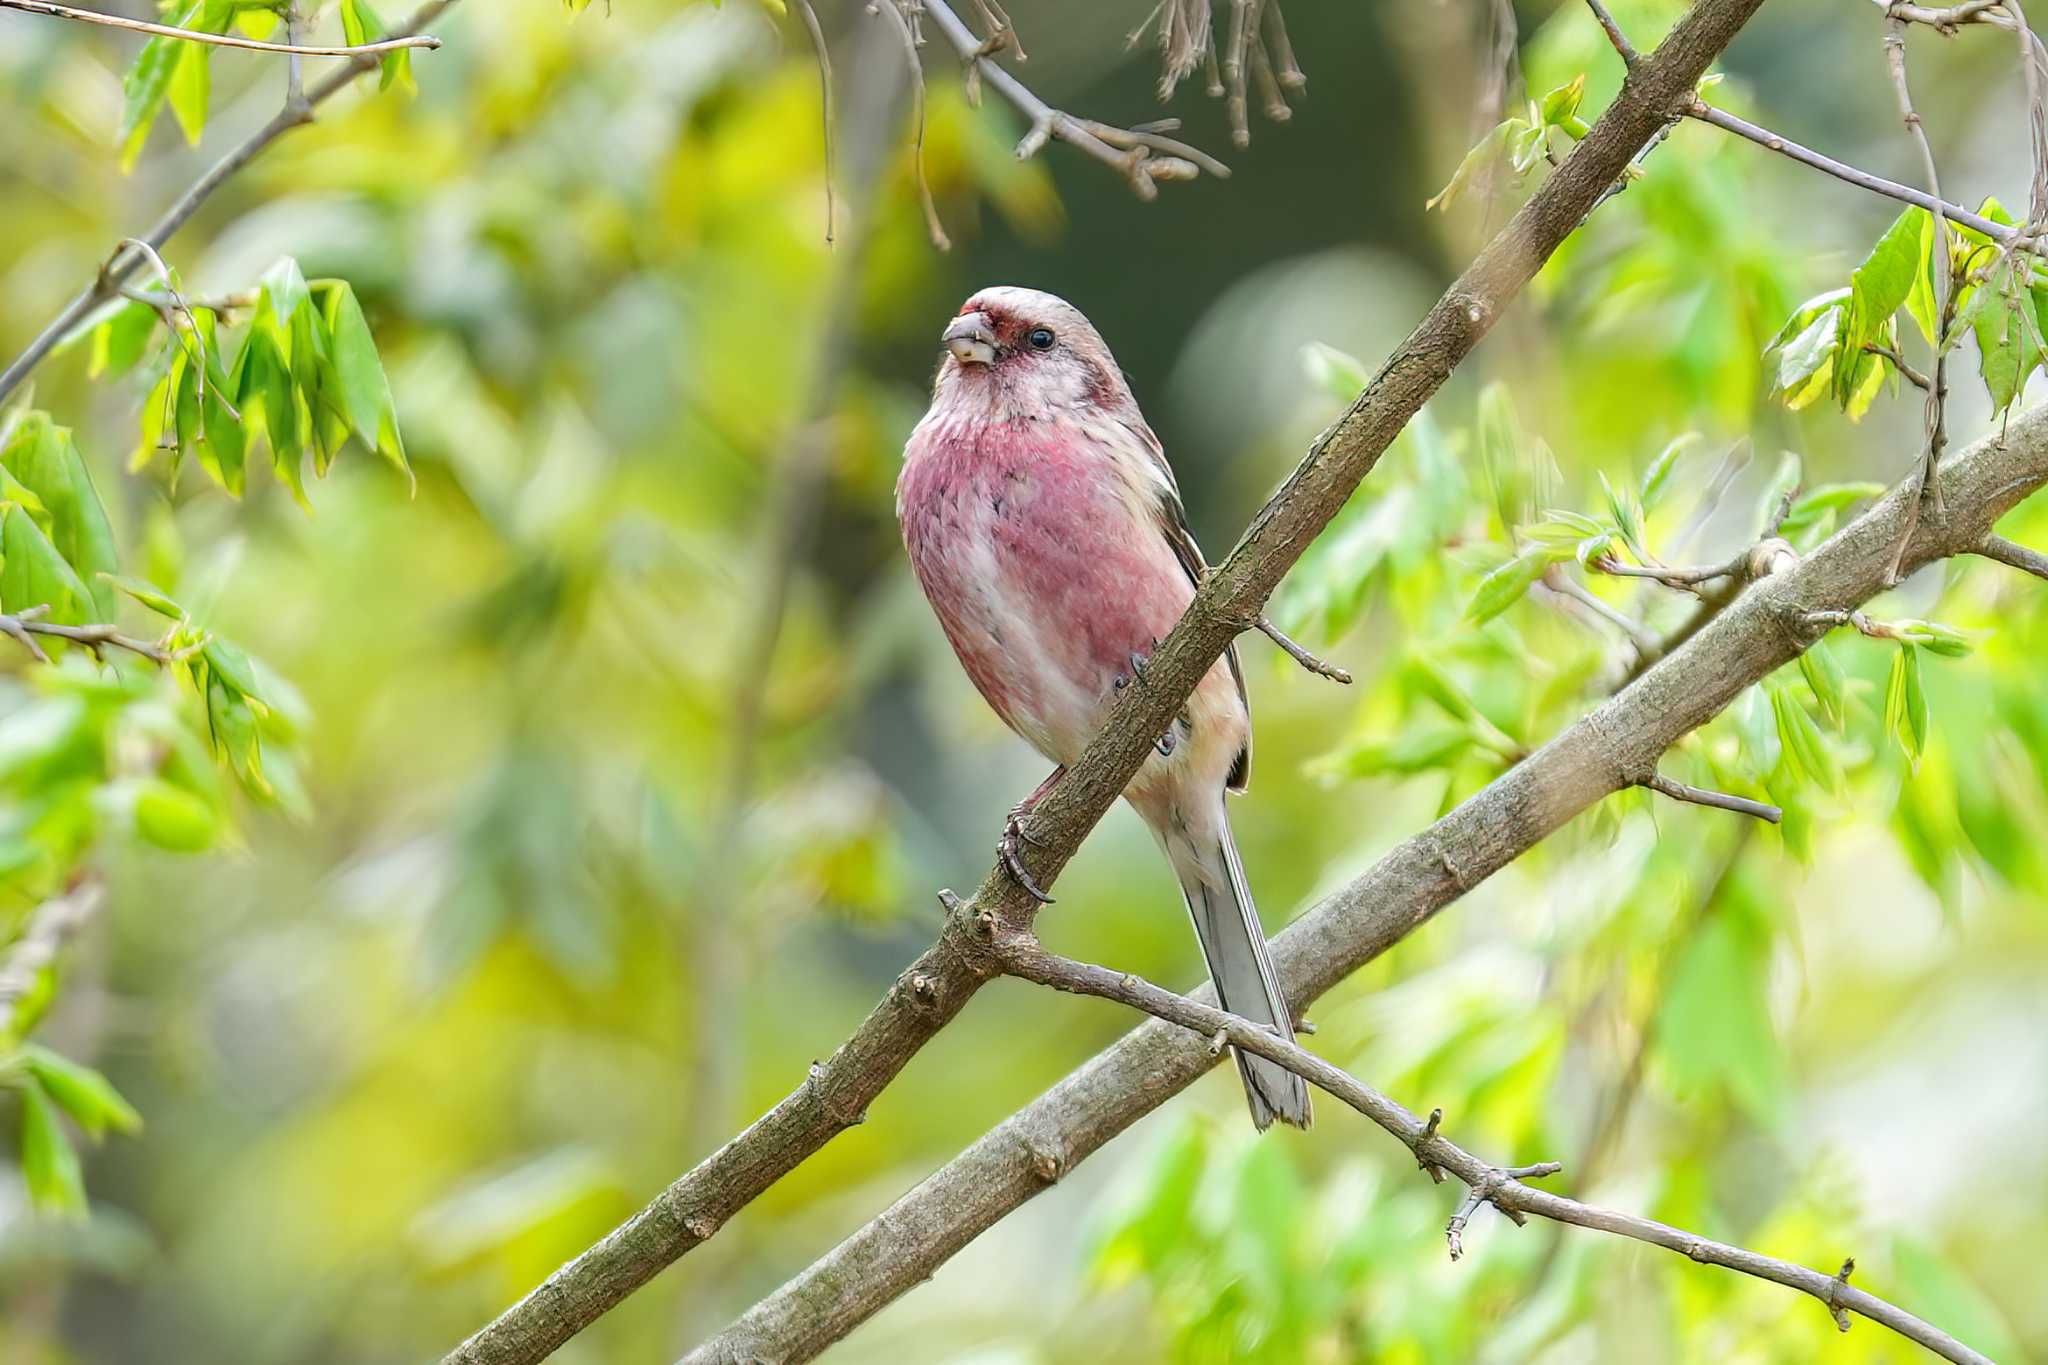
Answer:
[{"xmin": 932, "ymin": 286, "xmax": 1134, "ymax": 420}]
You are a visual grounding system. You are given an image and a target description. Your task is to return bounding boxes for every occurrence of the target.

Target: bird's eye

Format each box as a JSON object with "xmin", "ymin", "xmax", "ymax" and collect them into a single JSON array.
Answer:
[{"xmin": 1026, "ymin": 327, "xmax": 1056, "ymax": 351}]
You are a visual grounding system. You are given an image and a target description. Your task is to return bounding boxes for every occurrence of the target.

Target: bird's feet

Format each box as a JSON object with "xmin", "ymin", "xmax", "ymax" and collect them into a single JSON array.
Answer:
[{"xmin": 998, "ymin": 767, "xmax": 1064, "ymax": 904}]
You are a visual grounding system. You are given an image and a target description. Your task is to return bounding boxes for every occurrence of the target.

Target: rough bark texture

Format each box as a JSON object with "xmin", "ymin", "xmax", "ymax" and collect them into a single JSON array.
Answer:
[
  {"xmin": 443, "ymin": 1, "xmax": 1769, "ymax": 1359},
  {"xmin": 683, "ymin": 402, "xmax": 2048, "ymax": 1363}
]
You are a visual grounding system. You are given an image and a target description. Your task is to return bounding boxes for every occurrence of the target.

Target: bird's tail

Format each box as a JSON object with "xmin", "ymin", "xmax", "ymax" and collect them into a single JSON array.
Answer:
[{"xmin": 1161, "ymin": 801, "xmax": 1312, "ymax": 1131}]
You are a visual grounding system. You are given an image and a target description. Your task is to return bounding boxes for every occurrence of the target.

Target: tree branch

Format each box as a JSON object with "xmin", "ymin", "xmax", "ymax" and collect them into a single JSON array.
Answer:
[
  {"xmin": 0, "ymin": 0, "xmax": 441, "ymax": 55},
  {"xmin": 919, "ymin": 0, "xmax": 1217, "ymax": 200},
  {"xmin": 1685, "ymin": 100, "xmax": 2032, "ymax": 247},
  {"xmin": 681, "ymin": 401, "xmax": 2048, "ymax": 1365},
  {"xmin": 1975, "ymin": 532, "xmax": 2048, "ymax": 578},
  {"xmin": 971, "ymin": 937, "xmax": 1986, "ymax": 1365},
  {"xmin": 0, "ymin": 0, "xmax": 454, "ymax": 406},
  {"xmin": 0, "ymin": 605, "xmax": 176, "ymax": 665},
  {"xmin": 1638, "ymin": 771, "xmax": 1782, "ymax": 822},
  {"xmin": 438, "ymin": 3, "xmax": 1775, "ymax": 1359}
]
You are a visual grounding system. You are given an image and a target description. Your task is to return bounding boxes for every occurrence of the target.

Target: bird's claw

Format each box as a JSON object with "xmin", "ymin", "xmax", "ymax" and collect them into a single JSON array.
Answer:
[
  {"xmin": 999, "ymin": 814, "xmax": 1055, "ymax": 904},
  {"xmin": 1155, "ymin": 729, "xmax": 1177, "ymax": 758}
]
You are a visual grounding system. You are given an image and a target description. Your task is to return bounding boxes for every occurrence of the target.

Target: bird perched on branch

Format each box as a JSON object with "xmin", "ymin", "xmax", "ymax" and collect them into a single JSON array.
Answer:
[{"xmin": 896, "ymin": 285, "xmax": 1311, "ymax": 1130}]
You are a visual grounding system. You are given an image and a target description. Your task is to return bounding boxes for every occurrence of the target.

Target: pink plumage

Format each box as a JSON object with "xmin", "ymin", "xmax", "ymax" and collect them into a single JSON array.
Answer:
[{"xmin": 897, "ymin": 286, "xmax": 1310, "ymax": 1130}]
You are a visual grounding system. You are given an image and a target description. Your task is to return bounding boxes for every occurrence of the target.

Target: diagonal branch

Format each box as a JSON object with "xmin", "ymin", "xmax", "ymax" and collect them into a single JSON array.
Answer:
[
  {"xmin": 0, "ymin": 0, "xmax": 440, "ymax": 55},
  {"xmin": 681, "ymin": 401, "xmax": 2048, "ymax": 1365},
  {"xmin": 0, "ymin": 0, "xmax": 454, "ymax": 406},
  {"xmin": 1685, "ymin": 101, "xmax": 2031, "ymax": 246},
  {"xmin": 984, "ymin": 938, "xmax": 1989, "ymax": 1365},
  {"xmin": 437, "ymin": 3, "xmax": 1773, "ymax": 1360}
]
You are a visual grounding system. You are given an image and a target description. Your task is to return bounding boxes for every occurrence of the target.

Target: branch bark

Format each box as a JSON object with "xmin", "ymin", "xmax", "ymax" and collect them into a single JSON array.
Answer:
[
  {"xmin": 438, "ymin": 2, "xmax": 1772, "ymax": 1359},
  {"xmin": 0, "ymin": 0, "xmax": 454, "ymax": 405},
  {"xmin": 682, "ymin": 400, "xmax": 2048, "ymax": 1364},
  {"xmin": 976, "ymin": 939, "xmax": 1988, "ymax": 1365}
]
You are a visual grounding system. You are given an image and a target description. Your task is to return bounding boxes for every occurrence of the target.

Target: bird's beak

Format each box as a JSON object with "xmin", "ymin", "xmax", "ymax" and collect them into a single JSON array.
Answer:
[{"xmin": 942, "ymin": 312, "xmax": 998, "ymax": 366}]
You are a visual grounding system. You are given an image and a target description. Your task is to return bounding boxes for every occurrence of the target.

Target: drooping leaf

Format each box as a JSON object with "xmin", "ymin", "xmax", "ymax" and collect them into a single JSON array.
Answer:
[
  {"xmin": 319, "ymin": 282, "xmax": 411, "ymax": 483},
  {"xmin": 16, "ymin": 1077, "xmax": 85, "ymax": 1215},
  {"xmin": 20, "ymin": 1045, "xmax": 142, "ymax": 1139}
]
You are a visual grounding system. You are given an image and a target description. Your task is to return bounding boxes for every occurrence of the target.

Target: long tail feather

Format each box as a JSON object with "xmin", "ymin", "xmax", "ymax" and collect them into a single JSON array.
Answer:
[{"xmin": 1163, "ymin": 803, "xmax": 1311, "ymax": 1130}]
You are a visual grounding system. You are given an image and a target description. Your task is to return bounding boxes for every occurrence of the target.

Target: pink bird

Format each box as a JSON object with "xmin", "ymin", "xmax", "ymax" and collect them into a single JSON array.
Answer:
[{"xmin": 897, "ymin": 285, "xmax": 1311, "ymax": 1130}]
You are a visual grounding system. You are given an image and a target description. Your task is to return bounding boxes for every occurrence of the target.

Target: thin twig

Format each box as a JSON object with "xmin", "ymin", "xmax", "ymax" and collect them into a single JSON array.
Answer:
[
  {"xmin": 1865, "ymin": 340, "xmax": 1934, "ymax": 390},
  {"xmin": 793, "ymin": 0, "xmax": 836, "ymax": 245},
  {"xmin": 1584, "ymin": 0, "xmax": 1639, "ymax": 62},
  {"xmin": 1639, "ymin": 771, "xmax": 1782, "ymax": 823},
  {"xmin": 0, "ymin": 605, "xmax": 175, "ymax": 665},
  {"xmin": 0, "ymin": 0, "xmax": 441, "ymax": 54},
  {"xmin": 920, "ymin": 0, "xmax": 1226, "ymax": 200},
  {"xmin": 992, "ymin": 939, "xmax": 1985, "ymax": 1365},
  {"xmin": 1973, "ymin": 533, "xmax": 2048, "ymax": 579},
  {"xmin": 0, "ymin": 0, "xmax": 454, "ymax": 405},
  {"xmin": 1591, "ymin": 551, "xmax": 1747, "ymax": 592},
  {"xmin": 874, "ymin": 0, "xmax": 950, "ymax": 250},
  {"xmin": 1882, "ymin": 0, "xmax": 2018, "ymax": 34},
  {"xmin": 1883, "ymin": 15, "xmax": 1953, "ymax": 560},
  {"xmin": 1253, "ymin": 615, "xmax": 1351, "ymax": 683},
  {"xmin": 1684, "ymin": 101, "xmax": 2031, "ymax": 247}
]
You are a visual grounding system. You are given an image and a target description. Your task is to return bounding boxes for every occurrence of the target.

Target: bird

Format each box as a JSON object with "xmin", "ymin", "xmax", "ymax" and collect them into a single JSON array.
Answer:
[{"xmin": 895, "ymin": 285, "xmax": 1311, "ymax": 1130}]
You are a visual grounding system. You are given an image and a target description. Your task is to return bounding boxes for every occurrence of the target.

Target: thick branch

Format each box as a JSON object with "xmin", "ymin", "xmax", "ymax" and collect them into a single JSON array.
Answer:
[
  {"xmin": 439, "ymin": 3, "xmax": 1772, "ymax": 1359},
  {"xmin": 0, "ymin": 0, "xmax": 454, "ymax": 405},
  {"xmin": 980, "ymin": 939, "xmax": 1986, "ymax": 1365},
  {"xmin": 0, "ymin": 0, "xmax": 440, "ymax": 55},
  {"xmin": 685, "ymin": 401, "xmax": 2048, "ymax": 1365}
]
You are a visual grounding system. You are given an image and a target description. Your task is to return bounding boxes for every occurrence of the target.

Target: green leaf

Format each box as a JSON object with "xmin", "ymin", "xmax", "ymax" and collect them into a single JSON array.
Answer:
[
  {"xmin": 167, "ymin": 42, "xmax": 210, "ymax": 146},
  {"xmin": 88, "ymin": 299, "xmax": 163, "ymax": 378},
  {"xmin": 16, "ymin": 1077, "xmax": 85, "ymax": 1215},
  {"xmin": 1639, "ymin": 433, "xmax": 1697, "ymax": 510},
  {"xmin": 260, "ymin": 258, "xmax": 314, "ymax": 347},
  {"xmin": 1427, "ymin": 119, "xmax": 1520, "ymax": 213},
  {"xmin": 103, "ymin": 573, "xmax": 183, "ymax": 619},
  {"xmin": 1537, "ymin": 74, "xmax": 1586, "ymax": 126},
  {"xmin": 1906, "ymin": 208, "xmax": 1940, "ymax": 345},
  {"xmin": 1465, "ymin": 551, "xmax": 1548, "ymax": 625},
  {"xmin": 1300, "ymin": 342, "xmax": 1369, "ymax": 403},
  {"xmin": 20, "ymin": 1046, "xmax": 141, "ymax": 1139},
  {"xmin": 1886, "ymin": 643, "xmax": 1928, "ymax": 764},
  {"xmin": 319, "ymin": 283, "xmax": 411, "ymax": 482},
  {"xmin": 1847, "ymin": 207, "xmax": 1927, "ymax": 355},
  {"xmin": 0, "ymin": 414, "xmax": 121, "ymax": 618},
  {"xmin": 1798, "ymin": 640, "xmax": 1846, "ymax": 728},
  {"xmin": 1771, "ymin": 682, "xmax": 1839, "ymax": 791},
  {"xmin": 203, "ymin": 638, "xmax": 261, "ymax": 699},
  {"xmin": 341, "ymin": 0, "xmax": 415, "ymax": 93},
  {"xmin": 118, "ymin": 31, "xmax": 185, "ymax": 170},
  {"xmin": 1777, "ymin": 481, "xmax": 1885, "ymax": 541},
  {"xmin": 133, "ymin": 777, "xmax": 221, "ymax": 852},
  {"xmin": 1657, "ymin": 907, "xmax": 1785, "ymax": 1125},
  {"xmin": 1775, "ymin": 307, "xmax": 1840, "ymax": 394},
  {"xmin": 0, "ymin": 503, "xmax": 96, "ymax": 627}
]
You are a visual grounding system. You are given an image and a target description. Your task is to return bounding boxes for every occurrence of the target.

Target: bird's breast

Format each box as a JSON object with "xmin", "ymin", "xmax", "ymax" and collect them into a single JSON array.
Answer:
[{"xmin": 898, "ymin": 415, "xmax": 1237, "ymax": 777}]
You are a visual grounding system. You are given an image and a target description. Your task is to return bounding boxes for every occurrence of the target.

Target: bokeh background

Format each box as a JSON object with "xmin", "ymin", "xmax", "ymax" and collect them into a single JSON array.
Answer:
[{"xmin": 1, "ymin": 0, "xmax": 2045, "ymax": 1360}]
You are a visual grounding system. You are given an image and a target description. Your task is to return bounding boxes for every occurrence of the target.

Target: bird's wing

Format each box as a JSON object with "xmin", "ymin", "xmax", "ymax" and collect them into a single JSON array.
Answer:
[{"xmin": 1117, "ymin": 416, "xmax": 1252, "ymax": 793}]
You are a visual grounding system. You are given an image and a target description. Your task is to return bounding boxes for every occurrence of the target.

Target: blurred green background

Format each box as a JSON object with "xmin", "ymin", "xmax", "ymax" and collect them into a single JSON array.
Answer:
[{"xmin": 1, "ymin": 0, "xmax": 2045, "ymax": 1361}]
